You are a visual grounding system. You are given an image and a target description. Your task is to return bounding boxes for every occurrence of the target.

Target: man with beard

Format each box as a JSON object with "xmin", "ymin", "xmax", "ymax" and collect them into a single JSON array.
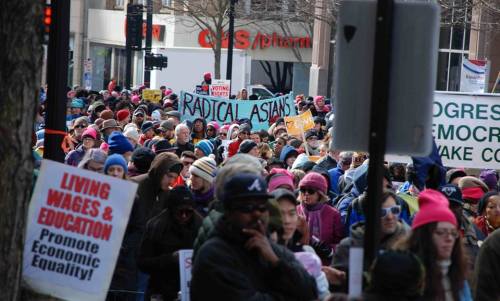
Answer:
[{"xmin": 190, "ymin": 173, "xmax": 317, "ymax": 301}]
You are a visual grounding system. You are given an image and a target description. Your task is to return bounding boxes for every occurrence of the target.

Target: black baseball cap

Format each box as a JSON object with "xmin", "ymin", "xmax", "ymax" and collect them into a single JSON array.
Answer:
[
  {"xmin": 221, "ymin": 173, "xmax": 271, "ymax": 207},
  {"xmin": 439, "ymin": 184, "xmax": 464, "ymax": 206}
]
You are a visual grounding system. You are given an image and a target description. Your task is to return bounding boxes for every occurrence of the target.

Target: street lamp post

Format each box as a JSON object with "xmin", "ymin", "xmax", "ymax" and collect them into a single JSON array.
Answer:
[{"xmin": 226, "ymin": 0, "xmax": 237, "ymax": 91}]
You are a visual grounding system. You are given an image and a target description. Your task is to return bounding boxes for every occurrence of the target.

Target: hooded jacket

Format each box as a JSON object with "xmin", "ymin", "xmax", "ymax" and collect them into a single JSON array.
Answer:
[
  {"xmin": 190, "ymin": 216, "xmax": 318, "ymax": 301},
  {"xmin": 138, "ymin": 195, "xmax": 203, "ymax": 301},
  {"xmin": 131, "ymin": 152, "xmax": 183, "ymax": 227},
  {"xmin": 279, "ymin": 145, "xmax": 299, "ymax": 164}
]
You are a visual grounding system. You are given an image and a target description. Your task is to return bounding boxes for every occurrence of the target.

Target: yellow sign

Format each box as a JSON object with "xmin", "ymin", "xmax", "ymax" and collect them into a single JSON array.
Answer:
[
  {"xmin": 284, "ymin": 110, "xmax": 315, "ymax": 137},
  {"xmin": 142, "ymin": 89, "xmax": 163, "ymax": 102},
  {"xmin": 308, "ymin": 156, "xmax": 321, "ymax": 162}
]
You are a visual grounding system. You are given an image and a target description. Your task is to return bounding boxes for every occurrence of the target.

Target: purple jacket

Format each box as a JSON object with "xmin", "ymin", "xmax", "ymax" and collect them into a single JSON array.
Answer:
[
  {"xmin": 64, "ymin": 145, "xmax": 86, "ymax": 166},
  {"xmin": 297, "ymin": 203, "xmax": 344, "ymax": 251}
]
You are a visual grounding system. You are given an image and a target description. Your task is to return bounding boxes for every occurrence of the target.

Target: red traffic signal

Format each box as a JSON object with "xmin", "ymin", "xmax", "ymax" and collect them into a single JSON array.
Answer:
[{"xmin": 44, "ymin": 5, "xmax": 52, "ymax": 32}]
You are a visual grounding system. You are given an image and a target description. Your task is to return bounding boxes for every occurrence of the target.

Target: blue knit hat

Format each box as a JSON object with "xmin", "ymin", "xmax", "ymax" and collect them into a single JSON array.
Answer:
[
  {"xmin": 108, "ymin": 131, "xmax": 134, "ymax": 155},
  {"xmin": 195, "ymin": 140, "xmax": 214, "ymax": 156},
  {"xmin": 104, "ymin": 154, "xmax": 128, "ymax": 174}
]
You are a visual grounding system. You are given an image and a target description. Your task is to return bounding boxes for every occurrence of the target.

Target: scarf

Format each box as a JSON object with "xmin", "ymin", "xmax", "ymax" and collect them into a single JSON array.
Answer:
[
  {"xmin": 303, "ymin": 202, "xmax": 326, "ymax": 239},
  {"xmin": 193, "ymin": 186, "xmax": 215, "ymax": 216},
  {"xmin": 462, "ymin": 187, "xmax": 485, "ymax": 204}
]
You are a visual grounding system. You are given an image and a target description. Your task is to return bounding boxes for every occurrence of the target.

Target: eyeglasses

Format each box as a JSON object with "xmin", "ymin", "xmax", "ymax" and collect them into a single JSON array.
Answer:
[
  {"xmin": 241, "ymin": 131, "xmax": 250, "ymax": 135},
  {"xmin": 381, "ymin": 205, "xmax": 401, "ymax": 218},
  {"xmin": 433, "ymin": 228, "xmax": 459, "ymax": 239},
  {"xmin": 207, "ymin": 128, "xmax": 215, "ymax": 132},
  {"xmin": 74, "ymin": 124, "xmax": 87, "ymax": 129},
  {"xmin": 232, "ymin": 203, "xmax": 268, "ymax": 213},
  {"xmin": 300, "ymin": 188, "xmax": 316, "ymax": 195}
]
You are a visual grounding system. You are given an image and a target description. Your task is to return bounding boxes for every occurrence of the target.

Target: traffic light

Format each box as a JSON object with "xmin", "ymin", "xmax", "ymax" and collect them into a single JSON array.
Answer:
[
  {"xmin": 44, "ymin": 5, "xmax": 52, "ymax": 32},
  {"xmin": 126, "ymin": 4, "xmax": 143, "ymax": 50},
  {"xmin": 145, "ymin": 53, "xmax": 168, "ymax": 71},
  {"xmin": 42, "ymin": 2, "xmax": 52, "ymax": 44}
]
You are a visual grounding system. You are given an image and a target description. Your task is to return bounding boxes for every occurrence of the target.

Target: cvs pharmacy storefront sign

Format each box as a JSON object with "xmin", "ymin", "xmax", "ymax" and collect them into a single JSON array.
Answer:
[{"xmin": 198, "ymin": 29, "xmax": 311, "ymax": 50}]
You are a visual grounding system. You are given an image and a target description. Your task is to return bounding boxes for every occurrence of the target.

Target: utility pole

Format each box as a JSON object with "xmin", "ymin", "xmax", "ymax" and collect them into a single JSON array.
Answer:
[
  {"xmin": 44, "ymin": 0, "xmax": 71, "ymax": 163},
  {"xmin": 363, "ymin": 0, "xmax": 394, "ymax": 272},
  {"xmin": 144, "ymin": 0, "xmax": 153, "ymax": 88},
  {"xmin": 226, "ymin": 0, "xmax": 237, "ymax": 89}
]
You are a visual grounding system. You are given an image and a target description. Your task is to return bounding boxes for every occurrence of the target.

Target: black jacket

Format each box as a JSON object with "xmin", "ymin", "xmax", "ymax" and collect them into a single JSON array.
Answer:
[
  {"xmin": 190, "ymin": 217, "xmax": 317, "ymax": 301},
  {"xmin": 473, "ymin": 228, "xmax": 500, "ymax": 301},
  {"xmin": 138, "ymin": 209, "xmax": 202, "ymax": 300}
]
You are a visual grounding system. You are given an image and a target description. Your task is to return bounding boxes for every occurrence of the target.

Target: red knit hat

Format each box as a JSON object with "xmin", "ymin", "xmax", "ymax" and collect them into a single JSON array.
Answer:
[
  {"xmin": 116, "ymin": 109, "xmax": 130, "ymax": 122},
  {"xmin": 412, "ymin": 189, "xmax": 457, "ymax": 230},
  {"xmin": 299, "ymin": 172, "xmax": 328, "ymax": 195}
]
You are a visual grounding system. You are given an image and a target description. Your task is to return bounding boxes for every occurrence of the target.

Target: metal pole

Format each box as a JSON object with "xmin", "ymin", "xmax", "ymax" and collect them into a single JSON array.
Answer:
[
  {"xmin": 226, "ymin": 0, "xmax": 235, "ymax": 88},
  {"xmin": 144, "ymin": 0, "xmax": 153, "ymax": 88},
  {"xmin": 125, "ymin": 4, "xmax": 133, "ymax": 90},
  {"xmin": 362, "ymin": 0, "xmax": 394, "ymax": 275},
  {"xmin": 44, "ymin": 0, "xmax": 71, "ymax": 163}
]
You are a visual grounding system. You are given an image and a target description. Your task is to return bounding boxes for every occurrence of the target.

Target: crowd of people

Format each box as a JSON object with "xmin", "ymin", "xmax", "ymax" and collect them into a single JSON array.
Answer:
[{"xmin": 32, "ymin": 78, "xmax": 500, "ymax": 301}]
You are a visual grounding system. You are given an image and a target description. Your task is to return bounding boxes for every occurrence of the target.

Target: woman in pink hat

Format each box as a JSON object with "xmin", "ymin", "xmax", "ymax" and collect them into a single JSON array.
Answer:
[
  {"xmin": 296, "ymin": 172, "xmax": 344, "ymax": 265},
  {"xmin": 395, "ymin": 189, "xmax": 471, "ymax": 300}
]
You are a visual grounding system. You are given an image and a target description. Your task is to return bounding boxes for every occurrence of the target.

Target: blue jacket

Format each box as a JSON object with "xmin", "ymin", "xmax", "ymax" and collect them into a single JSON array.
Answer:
[{"xmin": 328, "ymin": 165, "xmax": 345, "ymax": 196}]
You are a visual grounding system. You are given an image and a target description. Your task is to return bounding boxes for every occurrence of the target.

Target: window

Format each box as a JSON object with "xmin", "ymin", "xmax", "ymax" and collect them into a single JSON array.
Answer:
[
  {"xmin": 435, "ymin": 1, "xmax": 471, "ymax": 91},
  {"xmin": 115, "ymin": 0, "xmax": 125, "ymax": 9},
  {"xmin": 162, "ymin": 0, "xmax": 172, "ymax": 7}
]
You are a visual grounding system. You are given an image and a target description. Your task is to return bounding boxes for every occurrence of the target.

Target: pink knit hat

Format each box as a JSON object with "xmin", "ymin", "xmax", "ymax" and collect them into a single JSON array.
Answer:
[
  {"xmin": 82, "ymin": 128, "xmax": 97, "ymax": 140},
  {"xmin": 412, "ymin": 189, "xmax": 457, "ymax": 230},
  {"xmin": 207, "ymin": 121, "xmax": 220, "ymax": 132},
  {"xmin": 299, "ymin": 172, "xmax": 328, "ymax": 195},
  {"xmin": 268, "ymin": 168, "xmax": 295, "ymax": 192}
]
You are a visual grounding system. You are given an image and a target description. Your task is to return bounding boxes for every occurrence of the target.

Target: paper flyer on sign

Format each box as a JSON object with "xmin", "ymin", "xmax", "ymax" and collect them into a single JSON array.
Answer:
[
  {"xmin": 460, "ymin": 58, "xmax": 487, "ymax": 93},
  {"xmin": 179, "ymin": 249, "xmax": 193, "ymax": 301},
  {"xmin": 22, "ymin": 160, "xmax": 138, "ymax": 301},
  {"xmin": 209, "ymin": 79, "xmax": 231, "ymax": 98}
]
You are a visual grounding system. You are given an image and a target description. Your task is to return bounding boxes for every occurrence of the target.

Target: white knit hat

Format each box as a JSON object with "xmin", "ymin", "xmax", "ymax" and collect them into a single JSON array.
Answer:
[
  {"xmin": 124, "ymin": 127, "xmax": 140, "ymax": 143},
  {"xmin": 189, "ymin": 157, "xmax": 217, "ymax": 184}
]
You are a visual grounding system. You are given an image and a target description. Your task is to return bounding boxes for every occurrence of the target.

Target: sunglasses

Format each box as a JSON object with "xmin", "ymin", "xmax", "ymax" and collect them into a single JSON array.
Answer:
[
  {"xmin": 381, "ymin": 205, "xmax": 401, "ymax": 218},
  {"xmin": 74, "ymin": 124, "xmax": 87, "ymax": 129},
  {"xmin": 220, "ymin": 133, "xmax": 227, "ymax": 137},
  {"xmin": 232, "ymin": 203, "xmax": 268, "ymax": 213},
  {"xmin": 300, "ymin": 188, "xmax": 316, "ymax": 195},
  {"xmin": 207, "ymin": 128, "xmax": 215, "ymax": 132},
  {"xmin": 241, "ymin": 131, "xmax": 250, "ymax": 135}
]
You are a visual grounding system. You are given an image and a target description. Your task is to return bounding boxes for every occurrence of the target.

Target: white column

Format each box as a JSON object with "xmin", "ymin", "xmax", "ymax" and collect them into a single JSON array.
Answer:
[{"xmin": 308, "ymin": 0, "xmax": 331, "ymax": 96}]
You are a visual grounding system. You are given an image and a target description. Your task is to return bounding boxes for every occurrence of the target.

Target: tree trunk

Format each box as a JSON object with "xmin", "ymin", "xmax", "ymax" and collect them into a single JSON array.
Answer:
[
  {"xmin": 0, "ymin": 1, "xmax": 42, "ymax": 300},
  {"xmin": 213, "ymin": 30, "xmax": 223, "ymax": 79}
]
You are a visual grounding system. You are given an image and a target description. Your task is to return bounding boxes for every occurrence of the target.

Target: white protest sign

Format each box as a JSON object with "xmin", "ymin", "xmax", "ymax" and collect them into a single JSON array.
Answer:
[
  {"xmin": 460, "ymin": 58, "xmax": 487, "ymax": 93},
  {"xmin": 209, "ymin": 79, "xmax": 231, "ymax": 98},
  {"xmin": 23, "ymin": 160, "xmax": 138, "ymax": 301},
  {"xmin": 179, "ymin": 249, "xmax": 193, "ymax": 301},
  {"xmin": 432, "ymin": 92, "xmax": 500, "ymax": 169}
]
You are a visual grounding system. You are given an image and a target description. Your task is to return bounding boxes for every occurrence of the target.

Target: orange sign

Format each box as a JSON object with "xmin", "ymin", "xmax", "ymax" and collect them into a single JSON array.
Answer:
[
  {"xmin": 284, "ymin": 110, "xmax": 315, "ymax": 137},
  {"xmin": 198, "ymin": 29, "xmax": 311, "ymax": 50}
]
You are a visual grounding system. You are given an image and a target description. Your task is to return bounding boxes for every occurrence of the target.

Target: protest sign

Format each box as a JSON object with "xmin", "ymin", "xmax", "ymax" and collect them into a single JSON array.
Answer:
[
  {"xmin": 195, "ymin": 85, "xmax": 210, "ymax": 95},
  {"xmin": 432, "ymin": 92, "xmax": 500, "ymax": 169},
  {"xmin": 179, "ymin": 249, "xmax": 193, "ymax": 301},
  {"xmin": 460, "ymin": 58, "xmax": 487, "ymax": 93},
  {"xmin": 179, "ymin": 91, "xmax": 296, "ymax": 130},
  {"xmin": 210, "ymin": 79, "xmax": 231, "ymax": 98},
  {"xmin": 142, "ymin": 89, "xmax": 163, "ymax": 102},
  {"xmin": 23, "ymin": 160, "xmax": 138, "ymax": 301},
  {"xmin": 284, "ymin": 110, "xmax": 315, "ymax": 137}
]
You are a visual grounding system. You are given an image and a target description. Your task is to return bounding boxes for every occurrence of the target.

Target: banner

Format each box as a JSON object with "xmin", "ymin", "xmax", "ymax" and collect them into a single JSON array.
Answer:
[
  {"xmin": 179, "ymin": 91, "xmax": 296, "ymax": 130},
  {"xmin": 284, "ymin": 110, "xmax": 315, "ymax": 137},
  {"xmin": 142, "ymin": 89, "xmax": 163, "ymax": 102},
  {"xmin": 432, "ymin": 92, "xmax": 500, "ymax": 169},
  {"xmin": 23, "ymin": 160, "xmax": 138, "ymax": 301},
  {"xmin": 179, "ymin": 249, "xmax": 193, "ymax": 301},
  {"xmin": 210, "ymin": 80, "xmax": 231, "ymax": 98},
  {"xmin": 460, "ymin": 58, "xmax": 487, "ymax": 93}
]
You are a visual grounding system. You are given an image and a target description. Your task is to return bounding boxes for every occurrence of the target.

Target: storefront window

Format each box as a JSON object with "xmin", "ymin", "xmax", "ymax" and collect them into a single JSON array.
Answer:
[{"xmin": 90, "ymin": 44, "xmax": 112, "ymax": 90}]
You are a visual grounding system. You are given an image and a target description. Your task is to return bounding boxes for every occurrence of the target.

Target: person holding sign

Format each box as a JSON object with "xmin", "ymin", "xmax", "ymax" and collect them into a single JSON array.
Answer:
[
  {"xmin": 191, "ymin": 173, "xmax": 317, "ymax": 301},
  {"xmin": 138, "ymin": 186, "xmax": 202, "ymax": 301}
]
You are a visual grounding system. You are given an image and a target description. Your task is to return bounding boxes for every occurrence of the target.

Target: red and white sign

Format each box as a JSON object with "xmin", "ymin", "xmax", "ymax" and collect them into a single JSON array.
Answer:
[
  {"xmin": 23, "ymin": 160, "xmax": 138, "ymax": 301},
  {"xmin": 198, "ymin": 29, "xmax": 311, "ymax": 50},
  {"xmin": 209, "ymin": 80, "xmax": 231, "ymax": 98}
]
